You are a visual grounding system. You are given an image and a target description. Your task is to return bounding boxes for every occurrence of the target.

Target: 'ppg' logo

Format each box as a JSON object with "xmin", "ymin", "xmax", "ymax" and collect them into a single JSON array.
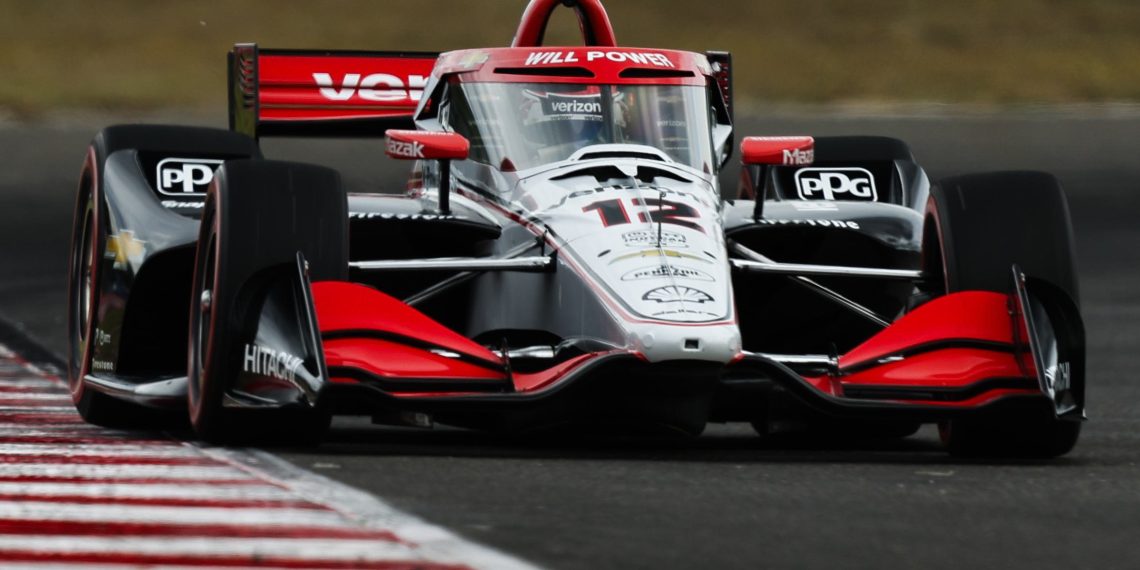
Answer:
[
  {"xmin": 794, "ymin": 168, "xmax": 878, "ymax": 201},
  {"xmin": 156, "ymin": 158, "xmax": 224, "ymax": 196}
]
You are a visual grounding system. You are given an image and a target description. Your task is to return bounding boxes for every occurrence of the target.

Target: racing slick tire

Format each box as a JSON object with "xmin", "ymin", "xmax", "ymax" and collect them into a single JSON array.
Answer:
[
  {"xmin": 926, "ymin": 171, "xmax": 1081, "ymax": 458},
  {"xmin": 188, "ymin": 160, "xmax": 346, "ymax": 444},
  {"xmin": 67, "ymin": 125, "xmax": 259, "ymax": 428}
]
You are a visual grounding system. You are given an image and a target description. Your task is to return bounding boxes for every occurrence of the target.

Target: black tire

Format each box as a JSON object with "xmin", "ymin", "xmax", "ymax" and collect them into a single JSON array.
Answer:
[
  {"xmin": 66, "ymin": 163, "xmax": 154, "ymax": 427},
  {"xmin": 188, "ymin": 160, "xmax": 347, "ymax": 444},
  {"xmin": 926, "ymin": 171, "xmax": 1081, "ymax": 458},
  {"xmin": 926, "ymin": 171, "xmax": 1078, "ymax": 302},
  {"xmin": 938, "ymin": 410, "xmax": 1081, "ymax": 458},
  {"xmin": 67, "ymin": 125, "xmax": 259, "ymax": 428}
]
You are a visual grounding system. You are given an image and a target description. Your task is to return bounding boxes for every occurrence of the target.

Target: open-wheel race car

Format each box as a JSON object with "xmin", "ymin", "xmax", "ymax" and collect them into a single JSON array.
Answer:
[{"xmin": 67, "ymin": 0, "xmax": 1086, "ymax": 456}]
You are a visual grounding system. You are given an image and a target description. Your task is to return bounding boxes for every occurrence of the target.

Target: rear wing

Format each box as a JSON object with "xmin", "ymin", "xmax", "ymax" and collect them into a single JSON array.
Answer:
[{"xmin": 228, "ymin": 44, "xmax": 438, "ymax": 139}]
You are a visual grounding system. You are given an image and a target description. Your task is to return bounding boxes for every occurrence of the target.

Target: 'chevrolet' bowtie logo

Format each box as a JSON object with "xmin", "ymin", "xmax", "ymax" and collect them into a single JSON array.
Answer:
[{"xmin": 105, "ymin": 230, "xmax": 146, "ymax": 269}]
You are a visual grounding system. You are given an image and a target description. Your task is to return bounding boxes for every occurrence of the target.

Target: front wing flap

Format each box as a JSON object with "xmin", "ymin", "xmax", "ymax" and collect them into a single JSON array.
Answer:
[
  {"xmin": 732, "ymin": 266, "xmax": 1085, "ymax": 421},
  {"xmin": 272, "ymin": 266, "xmax": 1083, "ymax": 427}
]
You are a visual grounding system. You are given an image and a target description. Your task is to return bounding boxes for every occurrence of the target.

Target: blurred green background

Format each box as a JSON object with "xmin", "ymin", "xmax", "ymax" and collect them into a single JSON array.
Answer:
[{"xmin": 2, "ymin": 0, "xmax": 1140, "ymax": 117}]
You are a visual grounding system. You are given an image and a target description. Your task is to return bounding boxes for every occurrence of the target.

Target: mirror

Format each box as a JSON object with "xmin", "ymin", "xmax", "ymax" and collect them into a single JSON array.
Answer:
[
  {"xmin": 384, "ymin": 130, "xmax": 470, "ymax": 161},
  {"xmin": 385, "ymin": 130, "xmax": 469, "ymax": 214}
]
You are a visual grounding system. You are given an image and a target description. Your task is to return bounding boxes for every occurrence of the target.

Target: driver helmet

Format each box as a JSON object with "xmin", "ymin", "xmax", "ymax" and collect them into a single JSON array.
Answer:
[{"xmin": 520, "ymin": 85, "xmax": 620, "ymax": 145}]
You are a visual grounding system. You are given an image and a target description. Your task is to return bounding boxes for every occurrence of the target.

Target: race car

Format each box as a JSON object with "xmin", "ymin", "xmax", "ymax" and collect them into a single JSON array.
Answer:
[{"xmin": 67, "ymin": 0, "xmax": 1086, "ymax": 456}]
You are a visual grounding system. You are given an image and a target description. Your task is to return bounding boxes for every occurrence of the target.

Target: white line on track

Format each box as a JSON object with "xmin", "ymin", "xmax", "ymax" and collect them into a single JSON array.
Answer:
[
  {"xmin": 0, "ymin": 482, "xmax": 298, "ymax": 501},
  {"xmin": 2, "ymin": 566, "xmax": 363, "ymax": 570},
  {"xmin": 0, "ymin": 406, "xmax": 77, "ymax": 412},
  {"xmin": 0, "ymin": 426, "xmax": 128, "ymax": 433},
  {"xmin": 0, "ymin": 422, "xmax": 164, "ymax": 430},
  {"xmin": 0, "ymin": 393, "xmax": 71, "ymax": 400},
  {"xmin": 0, "ymin": 463, "xmax": 250, "ymax": 479},
  {"xmin": 0, "ymin": 378, "xmax": 60, "ymax": 386},
  {"xmin": 0, "ymin": 431, "xmax": 171, "ymax": 440},
  {"xmin": 3, "ymin": 566, "xmax": 343, "ymax": 570},
  {"xmin": 0, "ymin": 536, "xmax": 426, "ymax": 560},
  {"xmin": 0, "ymin": 502, "xmax": 352, "ymax": 526},
  {"xmin": 0, "ymin": 444, "xmax": 200, "ymax": 456}
]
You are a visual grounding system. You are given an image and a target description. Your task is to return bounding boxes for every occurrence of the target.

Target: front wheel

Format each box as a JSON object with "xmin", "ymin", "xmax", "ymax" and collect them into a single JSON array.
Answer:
[
  {"xmin": 187, "ymin": 160, "xmax": 345, "ymax": 444},
  {"xmin": 926, "ymin": 171, "xmax": 1083, "ymax": 458},
  {"xmin": 939, "ymin": 417, "xmax": 1080, "ymax": 459}
]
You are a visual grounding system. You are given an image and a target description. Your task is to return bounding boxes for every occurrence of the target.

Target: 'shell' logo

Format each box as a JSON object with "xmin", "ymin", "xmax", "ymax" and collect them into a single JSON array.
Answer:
[
  {"xmin": 155, "ymin": 158, "xmax": 224, "ymax": 196},
  {"xmin": 642, "ymin": 286, "xmax": 714, "ymax": 304},
  {"xmin": 794, "ymin": 167, "xmax": 878, "ymax": 201}
]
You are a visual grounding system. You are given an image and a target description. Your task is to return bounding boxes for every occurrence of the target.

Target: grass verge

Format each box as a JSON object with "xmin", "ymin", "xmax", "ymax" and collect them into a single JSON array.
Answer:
[{"xmin": 2, "ymin": 0, "xmax": 1140, "ymax": 116}]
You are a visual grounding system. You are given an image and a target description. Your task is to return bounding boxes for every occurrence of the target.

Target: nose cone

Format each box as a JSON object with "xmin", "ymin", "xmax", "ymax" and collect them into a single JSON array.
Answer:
[
  {"xmin": 516, "ymin": 158, "xmax": 739, "ymax": 364},
  {"xmin": 628, "ymin": 322, "xmax": 742, "ymax": 364}
]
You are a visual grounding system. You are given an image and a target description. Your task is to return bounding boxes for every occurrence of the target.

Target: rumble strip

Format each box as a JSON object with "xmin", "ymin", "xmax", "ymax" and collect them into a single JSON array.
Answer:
[{"xmin": 0, "ymin": 343, "xmax": 538, "ymax": 569}]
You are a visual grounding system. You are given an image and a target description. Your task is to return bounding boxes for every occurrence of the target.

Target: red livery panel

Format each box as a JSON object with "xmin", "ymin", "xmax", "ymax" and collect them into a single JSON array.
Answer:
[
  {"xmin": 229, "ymin": 45, "xmax": 438, "ymax": 137},
  {"xmin": 840, "ymin": 291, "xmax": 1022, "ymax": 369},
  {"xmin": 257, "ymin": 54, "xmax": 435, "ymax": 121},
  {"xmin": 741, "ymin": 136, "xmax": 816, "ymax": 166},
  {"xmin": 385, "ymin": 130, "xmax": 470, "ymax": 161},
  {"xmin": 312, "ymin": 281, "xmax": 502, "ymax": 366},
  {"xmin": 435, "ymin": 47, "xmax": 713, "ymax": 87}
]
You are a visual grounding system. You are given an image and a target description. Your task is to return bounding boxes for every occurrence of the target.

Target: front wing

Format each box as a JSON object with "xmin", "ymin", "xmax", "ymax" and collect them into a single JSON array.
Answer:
[{"xmin": 274, "ymin": 268, "xmax": 1084, "ymax": 426}]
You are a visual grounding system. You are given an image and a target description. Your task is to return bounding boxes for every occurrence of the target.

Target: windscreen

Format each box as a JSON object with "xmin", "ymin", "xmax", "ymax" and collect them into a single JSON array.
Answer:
[{"xmin": 444, "ymin": 82, "xmax": 714, "ymax": 173}]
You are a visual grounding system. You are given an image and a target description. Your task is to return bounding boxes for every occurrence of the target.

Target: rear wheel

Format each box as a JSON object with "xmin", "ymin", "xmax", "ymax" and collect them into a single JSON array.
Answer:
[
  {"xmin": 67, "ymin": 155, "xmax": 164, "ymax": 427},
  {"xmin": 926, "ymin": 171, "xmax": 1081, "ymax": 458},
  {"xmin": 67, "ymin": 125, "xmax": 260, "ymax": 428},
  {"xmin": 188, "ymin": 160, "xmax": 346, "ymax": 444}
]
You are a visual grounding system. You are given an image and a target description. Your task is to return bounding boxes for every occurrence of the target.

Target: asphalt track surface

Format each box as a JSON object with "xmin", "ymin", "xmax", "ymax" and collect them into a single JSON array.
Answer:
[{"xmin": 1, "ymin": 109, "xmax": 1139, "ymax": 569}]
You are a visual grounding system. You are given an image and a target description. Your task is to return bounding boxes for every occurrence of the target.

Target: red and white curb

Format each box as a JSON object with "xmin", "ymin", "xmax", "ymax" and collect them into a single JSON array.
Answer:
[{"xmin": 0, "ymin": 343, "xmax": 539, "ymax": 569}]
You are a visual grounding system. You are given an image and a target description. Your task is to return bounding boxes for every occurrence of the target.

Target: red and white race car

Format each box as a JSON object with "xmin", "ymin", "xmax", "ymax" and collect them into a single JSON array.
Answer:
[{"xmin": 68, "ymin": 0, "xmax": 1085, "ymax": 456}]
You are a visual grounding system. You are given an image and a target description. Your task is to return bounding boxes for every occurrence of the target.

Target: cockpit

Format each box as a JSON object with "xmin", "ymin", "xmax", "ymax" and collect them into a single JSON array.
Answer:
[{"xmin": 441, "ymin": 81, "xmax": 717, "ymax": 174}]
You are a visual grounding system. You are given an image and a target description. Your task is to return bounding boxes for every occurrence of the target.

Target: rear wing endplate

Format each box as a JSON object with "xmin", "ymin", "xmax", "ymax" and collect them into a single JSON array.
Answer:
[{"xmin": 228, "ymin": 44, "xmax": 439, "ymax": 139}]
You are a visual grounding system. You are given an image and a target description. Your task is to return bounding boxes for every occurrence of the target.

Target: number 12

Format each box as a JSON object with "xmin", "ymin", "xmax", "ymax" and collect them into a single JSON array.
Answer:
[{"xmin": 582, "ymin": 198, "xmax": 702, "ymax": 232}]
